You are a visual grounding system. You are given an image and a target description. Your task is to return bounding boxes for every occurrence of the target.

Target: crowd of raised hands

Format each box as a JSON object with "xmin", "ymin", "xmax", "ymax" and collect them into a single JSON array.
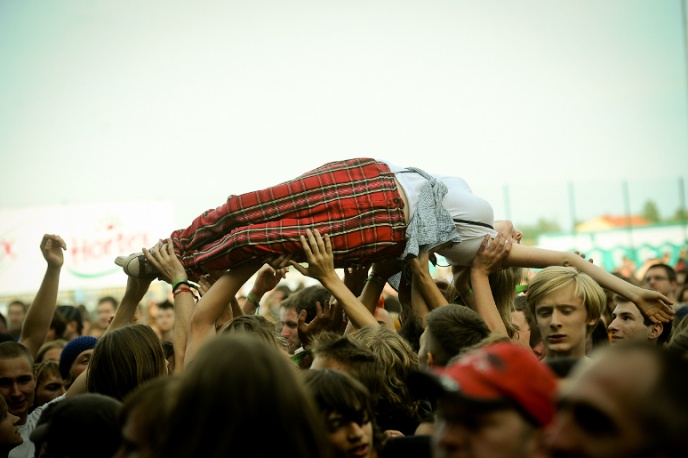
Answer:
[{"xmin": 1, "ymin": 228, "xmax": 684, "ymax": 458}]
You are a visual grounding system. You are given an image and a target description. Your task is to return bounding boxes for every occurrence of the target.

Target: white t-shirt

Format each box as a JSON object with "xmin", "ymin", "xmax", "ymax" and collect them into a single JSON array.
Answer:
[
  {"xmin": 382, "ymin": 160, "xmax": 497, "ymax": 266},
  {"xmin": 10, "ymin": 394, "xmax": 66, "ymax": 458}
]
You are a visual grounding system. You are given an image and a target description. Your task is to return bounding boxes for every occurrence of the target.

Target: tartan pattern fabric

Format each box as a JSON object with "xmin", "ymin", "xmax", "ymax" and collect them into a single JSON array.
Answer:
[{"xmin": 170, "ymin": 158, "xmax": 408, "ymax": 276}]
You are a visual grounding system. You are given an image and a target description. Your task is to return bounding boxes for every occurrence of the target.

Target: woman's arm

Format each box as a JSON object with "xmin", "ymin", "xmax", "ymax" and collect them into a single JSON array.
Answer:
[
  {"xmin": 469, "ymin": 234, "xmax": 510, "ymax": 336},
  {"xmin": 184, "ymin": 261, "xmax": 262, "ymax": 367},
  {"xmin": 144, "ymin": 241, "xmax": 195, "ymax": 373},
  {"xmin": 290, "ymin": 229, "xmax": 379, "ymax": 329},
  {"xmin": 505, "ymin": 243, "xmax": 675, "ymax": 323}
]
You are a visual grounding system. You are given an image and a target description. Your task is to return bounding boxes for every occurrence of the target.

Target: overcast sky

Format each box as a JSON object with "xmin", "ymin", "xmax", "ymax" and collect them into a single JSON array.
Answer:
[{"xmin": 1, "ymin": 0, "xmax": 687, "ymax": 232}]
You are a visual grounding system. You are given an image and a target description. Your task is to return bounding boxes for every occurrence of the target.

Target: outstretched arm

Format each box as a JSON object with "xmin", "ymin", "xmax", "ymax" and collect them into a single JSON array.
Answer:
[
  {"xmin": 290, "ymin": 229, "xmax": 379, "ymax": 329},
  {"xmin": 470, "ymin": 233, "xmax": 510, "ymax": 336},
  {"xmin": 20, "ymin": 234, "xmax": 66, "ymax": 357},
  {"xmin": 505, "ymin": 243, "xmax": 675, "ymax": 323}
]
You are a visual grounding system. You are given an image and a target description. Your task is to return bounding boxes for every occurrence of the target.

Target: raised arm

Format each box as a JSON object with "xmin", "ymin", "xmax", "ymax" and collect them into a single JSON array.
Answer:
[
  {"xmin": 290, "ymin": 229, "xmax": 379, "ymax": 329},
  {"xmin": 144, "ymin": 241, "xmax": 195, "ymax": 373},
  {"xmin": 505, "ymin": 243, "xmax": 675, "ymax": 323},
  {"xmin": 241, "ymin": 264, "xmax": 288, "ymax": 315},
  {"xmin": 358, "ymin": 259, "xmax": 402, "ymax": 317},
  {"xmin": 469, "ymin": 234, "xmax": 510, "ymax": 336},
  {"xmin": 20, "ymin": 234, "xmax": 66, "ymax": 357},
  {"xmin": 183, "ymin": 261, "xmax": 263, "ymax": 367}
]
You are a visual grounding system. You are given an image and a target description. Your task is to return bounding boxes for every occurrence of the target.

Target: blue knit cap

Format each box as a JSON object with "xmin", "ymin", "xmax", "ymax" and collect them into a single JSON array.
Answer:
[{"xmin": 59, "ymin": 336, "xmax": 98, "ymax": 379}]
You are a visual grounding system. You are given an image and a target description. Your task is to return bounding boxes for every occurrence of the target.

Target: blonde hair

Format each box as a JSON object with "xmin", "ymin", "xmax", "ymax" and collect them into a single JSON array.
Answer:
[{"xmin": 525, "ymin": 266, "xmax": 606, "ymax": 332}]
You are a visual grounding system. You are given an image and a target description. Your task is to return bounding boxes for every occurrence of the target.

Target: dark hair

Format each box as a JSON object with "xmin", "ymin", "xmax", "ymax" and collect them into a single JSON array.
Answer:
[
  {"xmin": 383, "ymin": 296, "xmax": 402, "ymax": 314},
  {"xmin": 590, "ymin": 320, "xmax": 611, "ymax": 350},
  {"xmin": 57, "ymin": 305, "xmax": 83, "ymax": 335},
  {"xmin": 50, "ymin": 310, "xmax": 68, "ymax": 340},
  {"xmin": 118, "ymin": 376, "xmax": 181, "ymax": 455},
  {"xmin": 157, "ymin": 300, "xmax": 174, "ymax": 311},
  {"xmin": 645, "ymin": 263, "xmax": 677, "ymax": 282},
  {"xmin": 397, "ymin": 308, "xmax": 424, "ymax": 353},
  {"xmin": 87, "ymin": 324, "xmax": 167, "ymax": 401},
  {"xmin": 424, "ymin": 305, "xmax": 490, "ymax": 366},
  {"xmin": 302, "ymin": 369, "xmax": 386, "ymax": 452},
  {"xmin": 97, "ymin": 296, "xmax": 119, "ymax": 310},
  {"xmin": 161, "ymin": 340, "xmax": 175, "ymax": 360},
  {"xmin": 159, "ymin": 335, "xmax": 333, "ymax": 458},
  {"xmin": 612, "ymin": 295, "xmax": 673, "ymax": 345},
  {"xmin": 0, "ymin": 340, "xmax": 34, "ymax": 365},
  {"xmin": 610, "ymin": 342, "xmax": 688, "ymax": 454},
  {"xmin": 312, "ymin": 332, "xmax": 382, "ymax": 402},
  {"xmin": 280, "ymin": 285, "xmax": 332, "ymax": 322}
]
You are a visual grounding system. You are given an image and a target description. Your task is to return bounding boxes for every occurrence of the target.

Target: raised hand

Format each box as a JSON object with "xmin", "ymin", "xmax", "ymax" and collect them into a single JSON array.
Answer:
[
  {"xmin": 266, "ymin": 253, "xmax": 294, "ymax": 270},
  {"xmin": 41, "ymin": 234, "xmax": 66, "ymax": 268},
  {"xmin": 290, "ymin": 229, "xmax": 336, "ymax": 282},
  {"xmin": 143, "ymin": 240, "xmax": 187, "ymax": 284},
  {"xmin": 253, "ymin": 263, "xmax": 289, "ymax": 296},
  {"xmin": 297, "ymin": 299, "xmax": 344, "ymax": 347},
  {"xmin": 343, "ymin": 264, "xmax": 370, "ymax": 296},
  {"xmin": 290, "ymin": 229, "xmax": 378, "ymax": 329},
  {"xmin": 633, "ymin": 286, "xmax": 675, "ymax": 324},
  {"xmin": 197, "ymin": 274, "xmax": 217, "ymax": 296},
  {"xmin": 471, "ymin": 233, "xmax": 511, "ymax": 275}
]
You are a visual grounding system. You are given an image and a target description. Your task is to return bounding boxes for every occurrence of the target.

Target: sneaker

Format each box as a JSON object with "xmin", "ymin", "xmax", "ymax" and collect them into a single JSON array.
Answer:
[{"xmin": 115, "ymin": 253, "xmax": 160, "ymax": 280}]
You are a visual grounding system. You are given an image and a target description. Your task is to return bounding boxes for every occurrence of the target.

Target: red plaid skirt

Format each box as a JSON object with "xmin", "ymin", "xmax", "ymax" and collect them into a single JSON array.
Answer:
[{"xmin": 170, "ymin": 158, "xmax": 408, "ymax": 275}]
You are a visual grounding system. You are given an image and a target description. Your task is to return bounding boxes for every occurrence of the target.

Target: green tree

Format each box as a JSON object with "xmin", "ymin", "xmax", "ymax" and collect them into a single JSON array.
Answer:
[
  {"xmin": 641, "ymin": 200, "xmax": 660, "ymax": 222},
  {"xmin": 520, "ymin": 218, "xmax": 562, "ymax": 244},
  {"xmin": 672, "ymin": 207, "xmax": 688, "ymax": 222}
]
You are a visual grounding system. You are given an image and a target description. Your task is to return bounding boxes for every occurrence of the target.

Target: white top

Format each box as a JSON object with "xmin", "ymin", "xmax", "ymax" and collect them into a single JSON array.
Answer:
[
  {"xmin": 382, "ymin": 160, "xmax": 498, "ymax": 266},
  {"xmin": 10, "ymin": 394, "xmax": 66, "ymax": 458}
]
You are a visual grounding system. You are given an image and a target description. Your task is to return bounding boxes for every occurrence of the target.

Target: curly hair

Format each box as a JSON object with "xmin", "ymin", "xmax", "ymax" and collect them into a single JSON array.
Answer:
[{"xmin": 349, "ymin": 326, "xmax": 421, "ymax": 434}]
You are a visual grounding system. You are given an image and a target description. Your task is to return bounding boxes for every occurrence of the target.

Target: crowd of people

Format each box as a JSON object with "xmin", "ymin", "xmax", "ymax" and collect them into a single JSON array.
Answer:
[{"xmin": 1, "ymin": 157, "xmax": 687, "ymax": 458}]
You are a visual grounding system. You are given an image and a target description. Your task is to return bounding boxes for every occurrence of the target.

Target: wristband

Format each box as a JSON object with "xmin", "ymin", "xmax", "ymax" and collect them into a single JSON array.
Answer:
[
  {"xmin": 366, "ymin": 275, "xmax": 386, "ymax": 287},
  {"xmin": 245, "ymin": 292, "xmax": 260, "ymax": 304},
  {"xmin": 172, "ymin": 279, "xmax": 190, "ymax": 291}
]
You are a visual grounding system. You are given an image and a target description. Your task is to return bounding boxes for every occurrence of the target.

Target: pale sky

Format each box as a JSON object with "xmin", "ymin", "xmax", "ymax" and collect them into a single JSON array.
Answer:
[{"xmin": 1, "ymin": 0, "xmax": 687, "ymax": 232}]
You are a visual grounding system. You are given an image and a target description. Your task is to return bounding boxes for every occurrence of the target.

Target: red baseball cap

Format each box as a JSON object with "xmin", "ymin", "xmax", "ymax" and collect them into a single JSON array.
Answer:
[{"xmin": 412, "ymin": 342, "xmax": 557, "ymax": 426}]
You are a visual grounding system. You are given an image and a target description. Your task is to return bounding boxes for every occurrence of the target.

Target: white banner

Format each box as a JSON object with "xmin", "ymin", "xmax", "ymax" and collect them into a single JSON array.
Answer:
[{"xmin": 0, "ymin": 201, "xmax": 175, "ymax": 295}]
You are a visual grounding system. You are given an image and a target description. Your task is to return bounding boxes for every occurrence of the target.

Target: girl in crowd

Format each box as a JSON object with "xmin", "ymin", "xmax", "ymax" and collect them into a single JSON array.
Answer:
[{"xmin": 302, "ymin": 369, "xmax": 386, "ymax": 458}]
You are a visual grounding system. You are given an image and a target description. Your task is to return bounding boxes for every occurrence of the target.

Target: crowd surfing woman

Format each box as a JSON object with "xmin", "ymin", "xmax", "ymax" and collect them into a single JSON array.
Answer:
[{"xmin": 115, "ymin": 157, "xmax": 674, "ymax": 324}]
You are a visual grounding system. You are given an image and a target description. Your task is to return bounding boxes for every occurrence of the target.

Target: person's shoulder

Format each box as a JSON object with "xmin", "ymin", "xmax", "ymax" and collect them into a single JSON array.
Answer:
[{"xmin": 29, "ymin": 393, "xmax": 66, "ymax": 425}]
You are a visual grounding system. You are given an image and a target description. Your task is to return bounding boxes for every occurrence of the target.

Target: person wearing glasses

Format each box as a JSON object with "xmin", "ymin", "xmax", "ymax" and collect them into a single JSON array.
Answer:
[{"xmin": 643, "ymin": 263, "xmax": 678, "ymax": 306}]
